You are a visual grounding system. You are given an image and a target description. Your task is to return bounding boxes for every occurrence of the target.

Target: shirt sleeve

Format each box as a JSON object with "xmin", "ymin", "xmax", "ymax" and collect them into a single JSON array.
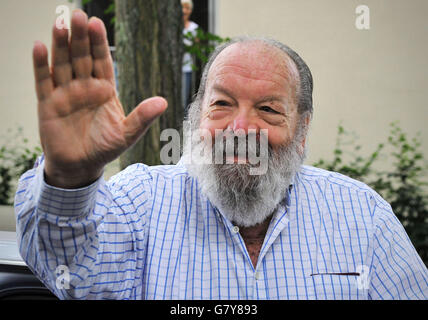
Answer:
[
  {"xmin": 368, "ymin": 201, "xmax": 428, "ymax": 299},
  {"xmin": 14, "ymin": 156, "xmax": 152, "ymax": 300}
]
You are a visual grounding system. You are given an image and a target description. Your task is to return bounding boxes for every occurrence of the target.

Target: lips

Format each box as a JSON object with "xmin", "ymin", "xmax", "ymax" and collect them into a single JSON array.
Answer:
[{"xmin": 214, "ymin": 134, "xmax": 266, "ymax": 165}]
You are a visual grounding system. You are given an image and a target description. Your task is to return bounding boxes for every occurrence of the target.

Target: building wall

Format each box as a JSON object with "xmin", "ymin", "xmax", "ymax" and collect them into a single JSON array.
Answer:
[
  {"xmin": 0, "ymin": 0, "xmax": 79, "ymax": 146},
  {"xmin": 215, "ymin": 0, "xmax": 428, "ymax": 166}
]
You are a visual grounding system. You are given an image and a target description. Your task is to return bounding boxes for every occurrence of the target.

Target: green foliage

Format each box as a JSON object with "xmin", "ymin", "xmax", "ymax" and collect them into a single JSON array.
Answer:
[
  {"xmin": 104, "ymin": 2, "xmax": 116, "ymax": 25},
  {"xmin": 313, "ymin": 124, "xmax": 385, "ymax": 181},
  {"xmin": 184, "ymin": 28, "xmax": 230, "ymax": 71},
  {"xmin": 0, "ymin": 128, "xmax": 42, "ymax": 205},
  {"xmin": 314, "ymin": 122, "xmax": 428, "ymax": 266},
  {"xmin": 69, "ymin": 0, "xmax": 115, "ymax": 25}
]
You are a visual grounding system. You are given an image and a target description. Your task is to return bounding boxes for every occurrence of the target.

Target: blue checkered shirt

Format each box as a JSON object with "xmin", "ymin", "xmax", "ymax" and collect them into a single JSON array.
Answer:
[{"xmin": 14, "ymin": 156, "xmax": 428, "ymax": 300}]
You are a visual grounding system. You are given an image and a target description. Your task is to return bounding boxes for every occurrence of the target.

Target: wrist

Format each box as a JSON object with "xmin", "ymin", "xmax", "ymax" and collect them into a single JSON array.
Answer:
[{"xmin": 44, "ymin": 162, "xmax": 103, "ymax": 189}]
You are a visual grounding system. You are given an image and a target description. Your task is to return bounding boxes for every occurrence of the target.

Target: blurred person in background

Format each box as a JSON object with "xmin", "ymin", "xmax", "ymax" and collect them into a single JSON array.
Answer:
[{"xmin": 181, "ymin": 0, "xmax": 198, "ymax": 111}]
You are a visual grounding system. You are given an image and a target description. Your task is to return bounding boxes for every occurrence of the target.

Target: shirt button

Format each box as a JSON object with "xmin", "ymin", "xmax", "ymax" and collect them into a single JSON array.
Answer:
[
  {"xmin": 232, "ymin": 226, "xmax": 239, "ymax": 234},
  {"xmin": 255, "ymin": 272, "xmax": 262, "ymax": 280}
]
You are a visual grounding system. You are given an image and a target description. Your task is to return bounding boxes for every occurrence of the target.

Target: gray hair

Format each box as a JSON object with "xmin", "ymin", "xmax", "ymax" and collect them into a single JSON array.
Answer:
[
  {"xmin": 187, "ymin": 36, "xmax": 313, "ymax": 129},
  {"xmin": 181, "ymin": 0, "xmax": 193, "ymax": 9}
]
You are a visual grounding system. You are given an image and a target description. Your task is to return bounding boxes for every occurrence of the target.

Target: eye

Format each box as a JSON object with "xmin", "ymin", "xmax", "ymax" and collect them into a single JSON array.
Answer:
[
  {"xmin": 212, "ymin": 100, "xmax": 232, "ymax": 107},
  {"xmin": 259, "ymin": 106, "xmax": 280, "ymax": 114}
]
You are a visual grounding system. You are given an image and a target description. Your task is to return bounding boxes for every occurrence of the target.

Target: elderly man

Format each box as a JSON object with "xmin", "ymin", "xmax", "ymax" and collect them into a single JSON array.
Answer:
[{"xmin": 16, "ymin": 10, "xmax": 427, "ymax": 300}]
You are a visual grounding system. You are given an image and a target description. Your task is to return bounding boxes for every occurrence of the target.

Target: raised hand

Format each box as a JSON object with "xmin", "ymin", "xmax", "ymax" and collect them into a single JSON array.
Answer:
[{"xmin": 33, "ymin": 10, "xmax": 167, "ymax": 188}]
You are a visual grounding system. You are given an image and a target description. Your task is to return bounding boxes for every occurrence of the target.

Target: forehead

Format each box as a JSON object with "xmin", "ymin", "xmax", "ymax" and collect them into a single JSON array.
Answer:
[{"xmin": 207, "ymin": 41, "xmax": 299, "ymax": 93}]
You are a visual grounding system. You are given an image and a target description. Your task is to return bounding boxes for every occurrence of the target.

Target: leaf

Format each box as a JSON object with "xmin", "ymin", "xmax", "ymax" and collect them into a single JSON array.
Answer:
[{"xmin": 104, "ymin": 3, "xmax": 115, "ymax": 15}]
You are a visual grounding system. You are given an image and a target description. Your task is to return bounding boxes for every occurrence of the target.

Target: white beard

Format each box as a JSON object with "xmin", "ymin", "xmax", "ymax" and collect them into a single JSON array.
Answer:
[{"xmin": 182, "ymin": 128, "xmax": 306, "ymax": 227}]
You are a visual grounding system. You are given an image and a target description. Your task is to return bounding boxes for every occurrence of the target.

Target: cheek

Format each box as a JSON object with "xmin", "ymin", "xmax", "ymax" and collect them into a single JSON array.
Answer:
[
  {"xmin": 266, "ymin": 128, "xmax": 289, "ymax": 147},
  {"xmin": 266, "ymin": 116, "xmax": 299, "ymax": 148},
  {"xmin": 199, "ymin": 118, "xmax": 227, "ymax": 141}
]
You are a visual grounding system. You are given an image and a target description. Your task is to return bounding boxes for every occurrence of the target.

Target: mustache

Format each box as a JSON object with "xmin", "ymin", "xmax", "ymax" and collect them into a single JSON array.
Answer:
[{"xmin": 208, "ymin": 129, "xmax": 271, "ymax": 163}]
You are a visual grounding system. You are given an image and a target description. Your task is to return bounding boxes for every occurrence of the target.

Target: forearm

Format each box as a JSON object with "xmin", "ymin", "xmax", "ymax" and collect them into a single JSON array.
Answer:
[
  {"xmin": 14, "ymin": 157, "xmax": 104, "ymax": 298},
  {"xmin": 14, "ymin": 157, "xmax": 145, "ymax": 299}
]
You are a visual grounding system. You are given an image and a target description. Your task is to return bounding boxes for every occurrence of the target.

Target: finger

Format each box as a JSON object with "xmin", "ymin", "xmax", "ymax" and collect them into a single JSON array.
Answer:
[
  {"xmin": 123, "ymin": 97, "xmax": 168, "ymax": 147},
  {"xmin": 70, "ymin": 9, "xmax": 92, "ymax": 78},
  {"xmin": 33, "ymin": 41, "xmax": 54, "ymax": 102},
  {"xmin": 51, "ymin": 24, "xmax": 72, "ymax": 86},
  {"xmin": 88, "ymin": 17, "xmax": 115, "ymax": 85}
]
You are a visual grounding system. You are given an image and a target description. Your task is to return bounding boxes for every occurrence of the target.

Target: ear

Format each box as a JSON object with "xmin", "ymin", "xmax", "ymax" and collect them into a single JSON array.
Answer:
[
  {"xmin": 297, "ymin": 113, "xmax": 311, "ymax": 155},
  {"xmin": 300, "ymin": 114, "xmax": 311, "ymax": 149}
]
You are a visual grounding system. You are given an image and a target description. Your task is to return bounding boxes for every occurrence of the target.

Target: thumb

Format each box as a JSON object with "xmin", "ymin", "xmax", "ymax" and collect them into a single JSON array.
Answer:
[{"xmin": 123, "ymin": 96, "xmax": 168, "ymax": 147}]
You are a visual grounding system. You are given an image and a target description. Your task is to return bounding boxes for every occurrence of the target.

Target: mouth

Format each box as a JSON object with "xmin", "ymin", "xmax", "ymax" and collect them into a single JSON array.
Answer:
[{"xmin": 225, "ymin": 155, "xmax": 249, "ymax": 164}]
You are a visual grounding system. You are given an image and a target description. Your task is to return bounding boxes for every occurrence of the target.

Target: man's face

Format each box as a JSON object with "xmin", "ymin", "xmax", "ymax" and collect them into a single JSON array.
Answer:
[
  {"xmin": 183, "ymin": 41, "xmax": 307, "ymax": 227},
  {"xmin": 199, "ymin": 42, "xmax": 302, "ymax": 152}
]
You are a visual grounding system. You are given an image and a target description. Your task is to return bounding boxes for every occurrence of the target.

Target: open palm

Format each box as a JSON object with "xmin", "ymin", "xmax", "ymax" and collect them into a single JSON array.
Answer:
[{"xmin": 33, "ymin": 10, "xmax": 167, "ymax": 188}]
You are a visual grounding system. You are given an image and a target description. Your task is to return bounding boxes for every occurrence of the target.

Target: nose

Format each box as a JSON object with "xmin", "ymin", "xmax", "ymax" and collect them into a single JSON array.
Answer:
[{"xmin": 228, "ymin": 109, "xmax": 259, "ymax": 135}]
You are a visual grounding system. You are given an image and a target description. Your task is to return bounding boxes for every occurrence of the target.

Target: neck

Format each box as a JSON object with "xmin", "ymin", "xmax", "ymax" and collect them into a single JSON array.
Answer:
[
  {"xmin": 238, "ymin": 215, "xmax": 273, "ymax": 268},
  {"xmin": 239, "ymin": 214, "xmax": 273, "ymax": 241}
]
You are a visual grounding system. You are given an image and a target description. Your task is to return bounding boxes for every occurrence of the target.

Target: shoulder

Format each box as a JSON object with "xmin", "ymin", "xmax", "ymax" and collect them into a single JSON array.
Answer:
[
  {"xmin": 107, "ymin": 163, "xmax": 190, "ymax": 191},
  {"xmin": 188, "ymin": 21, "xmax": 199, "ymax": 31},
  {"xmin": 104, "ymin": 163, "xmax": 192, "ymax": 208},
  {"xmin": 296, "ymin": 165, "xmax": 390, "ymax": 212},
  {"xmin": 298, "ymin": 165, "xmax": 372, "ymax": 190},
  {"xmin": 109, "ymin": 162, "xmax": 189, "ymax": 182}
]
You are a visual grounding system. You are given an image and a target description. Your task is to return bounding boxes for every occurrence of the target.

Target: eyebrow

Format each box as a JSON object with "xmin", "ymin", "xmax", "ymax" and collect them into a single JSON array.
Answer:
[
  {"xmin": 211, "ymin": 85, "xmax": 288, "ymax": 105},
  {"xmin": 258, "ymin": 95, "xmax": 288, "ymax": 104}
]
